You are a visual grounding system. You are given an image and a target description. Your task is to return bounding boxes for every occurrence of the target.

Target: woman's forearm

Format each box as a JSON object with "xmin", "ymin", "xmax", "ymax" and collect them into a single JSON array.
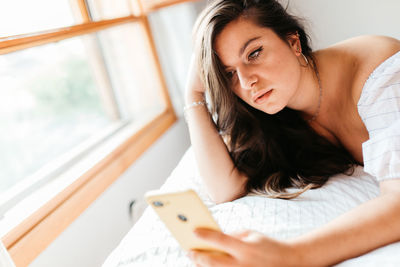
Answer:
[
  {"xmin": 291, "ymin": 191, "xmax": 400, "ymax": 266},
  {"xmin": 185, "ymin": 92, "xmax": 247, "ymax": 203}
]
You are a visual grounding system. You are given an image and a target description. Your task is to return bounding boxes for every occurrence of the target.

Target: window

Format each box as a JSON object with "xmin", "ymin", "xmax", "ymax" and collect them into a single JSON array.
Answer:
[
  {"xmin": 0, "ymin": 0, "xmax": 76, "ymax": 37},
  {"xmin": 0, "ymin": 0, "xmax": 185, "ymax": 265},
  {"xmin": 1, "ymin": 34, "xmax": 118, "ymax": 200}
]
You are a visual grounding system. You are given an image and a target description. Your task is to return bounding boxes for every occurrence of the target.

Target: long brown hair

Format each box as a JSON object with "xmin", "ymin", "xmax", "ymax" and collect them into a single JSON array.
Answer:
[{"xmin": 193, "ymin": 0, "xmax": 357, "ymax": 198}]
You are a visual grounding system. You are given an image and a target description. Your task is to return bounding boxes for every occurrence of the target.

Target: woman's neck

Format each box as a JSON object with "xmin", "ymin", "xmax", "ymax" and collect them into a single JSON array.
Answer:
[
  {"xmin": 309, "ymin": 49, "xmax": 359, "ymax": 134},
  {"xmin": 286, "ymin": 52, "xmax": 325, "ymax": 121}
]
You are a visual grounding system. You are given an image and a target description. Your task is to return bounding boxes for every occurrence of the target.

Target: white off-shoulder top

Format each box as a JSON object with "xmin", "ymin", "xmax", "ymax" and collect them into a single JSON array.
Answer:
[{"xmin": 358, "ymin": 51, "xmax": 400, "ymax": 182}]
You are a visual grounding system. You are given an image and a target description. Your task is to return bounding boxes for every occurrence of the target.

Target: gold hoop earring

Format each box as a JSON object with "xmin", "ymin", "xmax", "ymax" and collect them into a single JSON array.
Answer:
[{"xmin": 300, "ymin": 53, "xmax": 309, "ymax": 67}]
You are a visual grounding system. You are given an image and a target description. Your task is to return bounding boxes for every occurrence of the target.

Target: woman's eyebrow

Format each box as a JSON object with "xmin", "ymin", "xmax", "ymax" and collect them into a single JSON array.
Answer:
[{"xmin": 239, "ymin": 36, "xmax": 261, "ymax": 57}]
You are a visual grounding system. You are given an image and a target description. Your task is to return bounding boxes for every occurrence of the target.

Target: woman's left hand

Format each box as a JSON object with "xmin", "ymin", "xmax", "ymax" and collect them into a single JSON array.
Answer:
[{"xmin": 188, "ymin": 228, "xmax": 301, "ymax": 267}]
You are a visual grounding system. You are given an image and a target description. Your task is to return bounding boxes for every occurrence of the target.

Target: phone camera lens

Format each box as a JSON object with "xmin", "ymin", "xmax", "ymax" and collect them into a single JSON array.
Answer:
[
  {"xmin": 177, "ymin": 214, "xmax": 188, "ymax": 222},
  {"xmin": 152, "ymin": 201, "xmax": 163, "ymax": 207}
]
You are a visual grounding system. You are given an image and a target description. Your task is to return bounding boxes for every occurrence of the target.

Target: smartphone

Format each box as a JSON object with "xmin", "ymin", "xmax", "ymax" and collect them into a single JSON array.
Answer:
[{"xmin": 145, "ymin": 189, "xmax": 226, "ymax": 254}]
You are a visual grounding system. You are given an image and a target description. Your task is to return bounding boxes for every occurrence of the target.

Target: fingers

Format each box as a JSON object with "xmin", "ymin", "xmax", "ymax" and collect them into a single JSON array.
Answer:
[
  {"xmin": 230, "ymin": 229, "xmax": 253, "ymax": 239},
  {"xmin": 193, "ymin": 228, "xmax": 245, "ymax": 255},
  {"xmin": 230, "ymin": 229, "xmax": 267, "ymax": 243},
  {"xmin": 185, "ymin": 53, "xmax": 205, "ymax": 94},
  {"xmin": 189, "ymin": 250, "xmax": 236, "ymax": 267}
]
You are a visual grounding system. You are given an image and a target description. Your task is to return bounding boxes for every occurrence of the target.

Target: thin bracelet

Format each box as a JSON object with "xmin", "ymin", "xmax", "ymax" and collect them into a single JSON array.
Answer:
[
  {"xmin": 183, "ymin": 100, "xmax": 207, "ymax": 122},
  {"xmin": 183, "ymin": 100, "xmax": 206, "ymax": 111}
]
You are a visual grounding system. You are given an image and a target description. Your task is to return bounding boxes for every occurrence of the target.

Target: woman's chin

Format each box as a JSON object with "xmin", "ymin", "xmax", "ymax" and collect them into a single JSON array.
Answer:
[{"xmin": 260, "ymin": 105, "xmax": 284, "ymax": 115}]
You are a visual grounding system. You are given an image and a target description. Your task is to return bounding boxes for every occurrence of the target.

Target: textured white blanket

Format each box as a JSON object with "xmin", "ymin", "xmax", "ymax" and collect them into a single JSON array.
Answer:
[{"xmin": 103, "ymin": 148, "xmax": 400, "ymax": 267}]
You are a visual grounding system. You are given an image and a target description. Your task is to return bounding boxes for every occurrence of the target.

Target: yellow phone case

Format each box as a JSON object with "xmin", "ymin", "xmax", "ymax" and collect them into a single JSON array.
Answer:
[{"xmin": 145, "ymin": 189, "xmax": 225, "ymax": 253}]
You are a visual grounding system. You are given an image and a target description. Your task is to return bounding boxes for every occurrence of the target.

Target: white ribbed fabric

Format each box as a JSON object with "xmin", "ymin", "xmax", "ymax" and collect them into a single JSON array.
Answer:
[
  {"xmin": 358, "ymin": 51, "xmax": 400, "ymax": 181},
  {"xmin": 0, "ymin": 241, "xmax": 16, "ymax": 267}
]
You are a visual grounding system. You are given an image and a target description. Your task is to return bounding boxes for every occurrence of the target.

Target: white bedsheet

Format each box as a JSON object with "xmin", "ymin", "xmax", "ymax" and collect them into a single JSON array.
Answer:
[{"xmin": 103, "ymin": 148, "xmax": 400, "ymax": 267}]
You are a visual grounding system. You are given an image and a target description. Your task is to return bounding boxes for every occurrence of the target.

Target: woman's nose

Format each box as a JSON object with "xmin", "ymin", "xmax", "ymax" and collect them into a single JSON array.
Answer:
[{"xmin": 237, "ymin": 68, "xmax": 257, "ymax": 90}]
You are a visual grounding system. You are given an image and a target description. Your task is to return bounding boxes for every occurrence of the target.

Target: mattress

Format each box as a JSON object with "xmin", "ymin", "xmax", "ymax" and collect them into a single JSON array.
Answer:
[{"xmin": 103, "ymin": 148, "xmax": 400, "ymax": 267}]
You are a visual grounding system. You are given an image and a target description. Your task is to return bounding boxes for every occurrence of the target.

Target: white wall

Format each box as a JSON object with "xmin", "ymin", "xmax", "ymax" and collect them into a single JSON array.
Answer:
[{"xmin": 283, "ymin": 0, "xmax": 400, "ymax": 49}]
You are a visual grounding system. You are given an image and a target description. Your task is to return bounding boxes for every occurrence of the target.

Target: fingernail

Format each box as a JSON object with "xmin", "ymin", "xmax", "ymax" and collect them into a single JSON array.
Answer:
[{"xmin": 193, "ymin": 229, "xmax": 201, "ymax": 237}]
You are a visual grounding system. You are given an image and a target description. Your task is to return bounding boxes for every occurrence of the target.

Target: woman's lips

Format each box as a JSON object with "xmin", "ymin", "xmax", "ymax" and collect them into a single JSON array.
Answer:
[{"xmin": 254, "ymin": 89, "xmax": 273, "ymax": 104}]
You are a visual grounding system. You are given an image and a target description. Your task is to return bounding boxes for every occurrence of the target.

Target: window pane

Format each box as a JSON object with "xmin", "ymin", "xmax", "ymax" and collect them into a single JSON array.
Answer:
[
  {"xmin": 0, "ymin": 23, "xmax": 166, "ymax": 195},
  {"xmin": 86, "ymin": 0, "xmax": 133, "ymax": 20},
  {"xmin": 0, "ymin": 36, "xmax": 116, "ymax": 194},
  {"xmin": 97, "ymin": 23, "xmax": 166, "ymax": 119},
  {"xmin": 0, "ymin": 0, "xmax": 75, "ymax": 37}
]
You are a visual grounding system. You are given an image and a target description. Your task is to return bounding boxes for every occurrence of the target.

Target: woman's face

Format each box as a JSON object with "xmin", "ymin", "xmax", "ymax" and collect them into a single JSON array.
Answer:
[{"xmin": 214, "ymin": 17, "xmax": 302, "ymax": 114}]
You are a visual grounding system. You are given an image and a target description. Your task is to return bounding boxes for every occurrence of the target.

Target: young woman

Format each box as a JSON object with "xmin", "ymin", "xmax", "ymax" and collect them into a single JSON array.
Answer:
[{"xmin": 184, "ymin": 0, "xmax": 400, "ymax": 266}]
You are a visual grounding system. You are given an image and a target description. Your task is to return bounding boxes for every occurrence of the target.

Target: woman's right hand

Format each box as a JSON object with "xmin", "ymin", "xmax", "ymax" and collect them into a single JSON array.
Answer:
[{"xmin": 185, "ymin": 54, "xmax": 206, "ymax": 103}]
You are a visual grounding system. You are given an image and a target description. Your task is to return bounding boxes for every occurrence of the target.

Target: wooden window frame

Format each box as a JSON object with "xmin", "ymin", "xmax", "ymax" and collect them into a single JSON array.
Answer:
[
  {"xmin": 0, "ymin": 0, "xmax": 197, "ymax": 265},
  {"xmin": 141, "ymin": 0, "xmax": 196, "ymax": 12}
]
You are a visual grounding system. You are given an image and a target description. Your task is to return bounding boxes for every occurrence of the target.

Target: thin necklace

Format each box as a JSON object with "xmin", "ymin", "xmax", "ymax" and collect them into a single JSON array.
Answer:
[{"xmin": 307, "ymin": 64, "xmax": 322, "ymax": 122}]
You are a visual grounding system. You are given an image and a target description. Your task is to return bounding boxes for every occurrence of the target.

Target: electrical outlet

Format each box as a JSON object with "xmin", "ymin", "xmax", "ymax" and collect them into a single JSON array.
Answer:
[{"xmin": 128, "ymin": 198, "xmax": 148, "ymax": 224}]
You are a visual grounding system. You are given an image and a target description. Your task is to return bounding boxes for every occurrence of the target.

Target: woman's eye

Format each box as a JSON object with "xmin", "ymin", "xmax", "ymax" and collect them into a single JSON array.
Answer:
[
  {"xmin": 248, "ymin": 47, "xmax": 263, "ymax": 60},
  {"xmin": 226, "ymin": 70, "xmax": 236, "ymax": 79}
]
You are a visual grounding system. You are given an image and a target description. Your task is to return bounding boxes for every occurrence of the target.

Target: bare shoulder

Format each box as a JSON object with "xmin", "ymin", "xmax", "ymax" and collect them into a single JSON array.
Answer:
[
  {"xmin": 332, "ymin": 35, "xmax": 400, "ymax": 69},
  {"xmin": 330, "ymin": 35, "xmax": 400, "ymax": 103},
  {"xmin": 332, "ymin": 35, "xmax": 400, "ymax": 52}
]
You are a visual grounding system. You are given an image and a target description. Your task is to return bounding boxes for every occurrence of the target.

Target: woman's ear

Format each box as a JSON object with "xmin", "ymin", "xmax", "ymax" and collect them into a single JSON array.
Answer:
[{"xmin": 287, "ymin": 32, "xmax": 301, "ymax": 55}]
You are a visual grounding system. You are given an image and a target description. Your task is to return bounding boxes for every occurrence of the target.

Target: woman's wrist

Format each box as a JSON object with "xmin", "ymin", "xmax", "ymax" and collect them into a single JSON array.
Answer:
[
  {"xmin": 185, "ymin": 91, "xmax": 205, "ymax": 105},
  {"xmin": 286, "ymin": 238, "xmax": 317, "ymax": 267},
  {"xmin": 183, "ymin": 92, "xmax": 208, "ymax": 123}
]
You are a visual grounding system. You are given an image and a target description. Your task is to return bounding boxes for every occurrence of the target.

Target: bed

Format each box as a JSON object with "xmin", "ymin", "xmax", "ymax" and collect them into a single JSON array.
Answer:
[{"xmin": 103, "ymin": 147, "xmax": 400, "ymax": 267}]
